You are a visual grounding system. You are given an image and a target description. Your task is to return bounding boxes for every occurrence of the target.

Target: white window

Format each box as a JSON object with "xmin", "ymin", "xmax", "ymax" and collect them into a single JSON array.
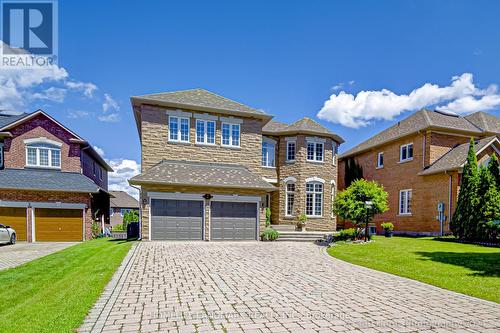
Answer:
[
  {"xmin": 109, "ymin": 208, "xmax": 114, "ymax": 216},
  {"xmin": 331, "ymin": 181, "xmax": 336, "ymax": 218},
  {"xmin": 221, "ymin": 123, "xmax": 240, "ymax": 147},
  {"xmin": 0, "ymin": 143, "xmax": 3, "ymax": 168},
  {"xmin": 285, "ymin": 182, "xmax": 295, "ymax": 216},
  {"xmin": 332, "ymin": 141, "xmax": 338, "ymax": 165},
  {"xmin": 195, "ymin": 119, "xmax": 216, "ymax": 144},
  {"xmin": 400, "ymin": 143, "xmax": 413, "ymax": 162},
  {"xmin": 262, "ymin": 139, "xmax": 276, "ymax": 167},
  {"xmin": 169, "ymin": 116, "xmax": 190, "ymax": 143},
  {"xmin": 399, "ymin": 189, "xmax": 412, "ymax": 215},
  {"xmin": 307, "ymin": 142, "xmax": 324, "ymax": 162},
  {"xmin": 306, "ymin": 182, "xmax": 323, "ymax": 217},
  {"xmin": 286, "ymin": 141, "xmax": 296, "ymax": 162},
  {"xmin": 377, "ymin": 152, "xmax": 384, "ymax": 168},
  {"xmin": 26, "ymin": 144, "xmax": 61, "ymax": 168}
]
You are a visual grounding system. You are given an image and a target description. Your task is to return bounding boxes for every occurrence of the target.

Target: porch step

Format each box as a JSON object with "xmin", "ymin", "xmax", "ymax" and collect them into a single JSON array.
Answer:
[
  {"xmin": 270, "ymin": 224, "xmax": 296, "ymax": 232},
  {"xmin": 275, "ymin": 231, "xmax": 332, "ymax": 242}
]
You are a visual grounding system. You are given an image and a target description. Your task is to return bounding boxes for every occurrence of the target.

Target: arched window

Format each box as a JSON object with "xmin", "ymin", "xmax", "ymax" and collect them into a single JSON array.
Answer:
[
  {"xmin": 284, "ymin": 177, "xmax": 296, "ymax": 216},
  {"xmin": 306, "ymin": 181, "xmax": 323, "ymax": 217},
  {"xmin": 24, "ymin": 138, "xmax": 62, "ymax": 169}
]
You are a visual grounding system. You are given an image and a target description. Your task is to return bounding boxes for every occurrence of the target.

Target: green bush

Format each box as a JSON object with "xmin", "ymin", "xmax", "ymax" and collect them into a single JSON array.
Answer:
[
  {"xmin": 333, "ymin": 228, "xmax": 358, "ymax": 242},
  {"xmin": 91, "ymin": 221, "xmax": 100, "ymax": 238},
  {"xmin": 265, "ymin": 208, "xmax": 271, "ymax": 228},
  {"xmin": 260, "ymin": 228, "xmax": 279, "ymax": 241},
  {"xmin": 112, "ymin": 224, "xmax": 125, "ymax": 232},
  {"xmin": 381, "ymin": 222, "xmax": 394, "ymax": 232}
]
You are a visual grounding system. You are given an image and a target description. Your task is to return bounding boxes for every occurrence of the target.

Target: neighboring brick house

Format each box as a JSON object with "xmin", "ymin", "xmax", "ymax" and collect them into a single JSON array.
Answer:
[
  {"xmin": 0, "ymin": 110, "xmax": 112, "ymax": 242},
  {"xmin": 339, "ymin": 110, "xmax": 500, "ymax": 236},
  {"xmin": 129, "ymin": 89, "xmax": 343, "ymax": 241},
  {"xmin": 109, "ymin": 190, "xmax": 139, "ymax": 227}
]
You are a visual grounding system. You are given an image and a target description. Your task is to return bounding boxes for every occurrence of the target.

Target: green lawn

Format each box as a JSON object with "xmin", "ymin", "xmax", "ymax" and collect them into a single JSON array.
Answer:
[
  {"xmin": 0, "ymin": 238, "xmax": 133, "ymax": 333},
  {"xmin": 327, "ymin": 236, "xmax": 500, "ymax": 303}
]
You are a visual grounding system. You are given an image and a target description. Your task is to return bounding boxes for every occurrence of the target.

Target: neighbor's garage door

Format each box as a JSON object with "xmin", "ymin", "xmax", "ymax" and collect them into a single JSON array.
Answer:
[
  {"xmin": 35, "ymin": 209, "xmax": 83, "ymax": 242},
  {"xmin": 210, "ymin": 202, "xmax": 257, "ymax": 240},
  {"xmin": 151, "ymin": 199, "xmax": 203, "ymax": 240},
  {"xmin": 0, "ymin": 207, "xmax": 27, "ymax": 241}
]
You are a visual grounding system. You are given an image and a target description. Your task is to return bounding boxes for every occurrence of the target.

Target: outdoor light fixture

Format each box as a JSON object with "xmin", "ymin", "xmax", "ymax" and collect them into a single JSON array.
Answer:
[{"xmin": 203, "ymin": 194, "xmax": 213, "ymax": 200}]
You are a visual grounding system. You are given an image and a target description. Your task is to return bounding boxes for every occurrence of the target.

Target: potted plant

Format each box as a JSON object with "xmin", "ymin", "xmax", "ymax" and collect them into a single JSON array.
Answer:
[
  {"xmin": 298, "ymin": 213, "xmax": 307, "ymax": 232},
  {"xmin": 381, "ymin": 222, "xmax": 394, "ymax": 237}
]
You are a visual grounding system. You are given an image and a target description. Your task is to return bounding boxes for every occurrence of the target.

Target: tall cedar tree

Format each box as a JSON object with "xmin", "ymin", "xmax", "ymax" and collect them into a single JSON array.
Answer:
[
  {"xmin": 487, "ymin": 153, "xmax": 500, "ymax": 189},
  {"xmin": 451, "ymin": 139, "xmax": 480, "ymax": 239},
  {"xmin": 477, "ymin": 165, "xmax": 500, "ymax": 240}
]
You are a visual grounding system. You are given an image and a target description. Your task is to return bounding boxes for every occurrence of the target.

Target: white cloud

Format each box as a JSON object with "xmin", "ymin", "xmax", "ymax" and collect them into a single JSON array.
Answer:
[
  {"xmin": 67, "ymin": 110, "xmax": 90, "ymax": 119},
  {"xmin": 317, "ymin": 73, "xmax": 500, "ymax": 128},
  {"xmin": 106, "ymin": 159, "xmax": 141, "ymax": 199},
  {"xmin": 98, "ymin": 113, "xmax": 120, "ymax": 122},
  {"xmin": 93, "ymin": 145, "xmax": 105, "ymax": 156},
  {"xmin": 31, "ymin": 87, "xmax": 67, "ymax": 103},
  {"xmin": 102, "ymin": 93, "xmax": 119, "ymax": 113},
  {"xmin": 331, "ymin": 83, "xmax": 343, "ymax": 91},
  {"xmin": 65, "ymin": 81, "xmax": 98, "ymax": 98}
]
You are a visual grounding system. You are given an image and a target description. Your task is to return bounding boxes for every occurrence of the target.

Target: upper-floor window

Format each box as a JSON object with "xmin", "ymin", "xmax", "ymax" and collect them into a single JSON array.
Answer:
[
  {"xmin": 221, "ymin": 123, "xmax": 240, "ymax": 147},
  {"xmin": 306, "ymin": 181, "xmax": 323, "ymax": 217},
  {"xmin": 377, "ymin": 152, "xmax": 384, "ymax": 168},
  {"xmin": 262, "ymin": 138, "xmax": 276, "ymax": 167},
  {"xmin": 399, "ymin": 189, "xmax": 412, "ymax": 215},
  {"xmin": 169, "ymin": 116, "xmax": 190, "ymax": 143},
  {"xmin": 195, "ymin": 119, "xmax": 216, "ymax": 145},
  {"xmin": 25, "ymin": 140, "xmax": 61, "ymax": 169},
  {"xmin": 0, "ymin": 143, "xmax": 3, "ymax": 169},
  {"xmin": 307, "ymin": 142, "xmax": 324, "ymax": 162},
  {"xmin": 332, "ymin": 141, "xmax": 338, "ymax": 166},
  {"xmin": 400, "ymin": 143, "xmax": 413, "ymax": 162},
  {"xmin": 286, "ymin": 141, "xmax": 296, "ymax": 162}
]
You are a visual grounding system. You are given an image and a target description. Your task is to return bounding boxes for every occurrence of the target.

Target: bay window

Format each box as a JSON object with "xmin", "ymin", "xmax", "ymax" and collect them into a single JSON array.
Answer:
[
  {"xmin": 306, "ymin": 181, "xmax": 323, "ymax": 217},
  {"xmin": 307, "ymin": 142, "xmax": 324, "ymax": 162}
]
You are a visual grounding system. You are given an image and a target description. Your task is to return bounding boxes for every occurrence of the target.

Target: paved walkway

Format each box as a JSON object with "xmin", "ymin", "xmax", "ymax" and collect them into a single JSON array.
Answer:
[
  {"xmin": 80, "ymin": 242, "xmax": 500, "ymax": 333},
  {"xmin": 0, "ymin": 242, "xmax": 76, "ymax": 270}
]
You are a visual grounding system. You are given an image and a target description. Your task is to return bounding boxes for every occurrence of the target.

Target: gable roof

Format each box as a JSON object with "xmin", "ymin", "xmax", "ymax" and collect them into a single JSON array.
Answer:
[
  {"xmin": 341, "ymin": 110, "xmax": 497, "ymax": 158},
  {"xmin": 131, "ymin": 88, "xmax": 272, "ymax": 120},
  {"xmin": 262, "ymin": 117, "xmax": 344, "ymax": 143},
  {"xmin": 0, "ymin": 168, "xmax": 101, "ymax": 193},
  {"xmin": 129, "ymin": 160, "xmax": 275, "ymax": 191},
  {"xmin": 0, "ymin": 110, "xmax": 112, "ymax": 171},
  {"xmin": 419, "ymin": 136, "xmax": 500, "ymax": 176},
  {"xmin": 109, "ymin": 191, "xmax": 139, "ymax": 208}
]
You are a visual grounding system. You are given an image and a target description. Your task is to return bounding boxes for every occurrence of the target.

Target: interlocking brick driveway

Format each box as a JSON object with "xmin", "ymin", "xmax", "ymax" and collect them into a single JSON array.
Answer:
[
  {"xmin": 81, "ymin": 242, "xmax": 500, "ymax": 333},
  {"xmin": 0, "ymin": 242, "xmax": 76, "ymax": 270}
]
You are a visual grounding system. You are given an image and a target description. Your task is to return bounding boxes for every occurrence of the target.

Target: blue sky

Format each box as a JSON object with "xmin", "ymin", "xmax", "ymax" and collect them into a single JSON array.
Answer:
[{"xmin": 2, "ymin": 0, "xmax": 500, "ymax": 192}]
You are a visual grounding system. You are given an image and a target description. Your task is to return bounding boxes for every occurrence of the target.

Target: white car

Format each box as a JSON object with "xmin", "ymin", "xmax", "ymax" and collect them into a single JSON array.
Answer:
[{"xmin": 0, "ymin": 224, "xmax": 16, "ymax": 245}]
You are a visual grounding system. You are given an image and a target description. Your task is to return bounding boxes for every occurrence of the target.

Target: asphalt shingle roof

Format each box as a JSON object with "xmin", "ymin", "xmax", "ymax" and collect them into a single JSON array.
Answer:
[
  {"xmin": 262, "ymin": 117, "xmax": 344, "ymax": 143},
  {"xmin": 419, "ymin": 136, "xmax": 499, "ymax": 175},
  {"xmin": 129, "ymin": 160, "xmax": 275, "ymax": 191},
  {"xmin": 0, "ymin": 169, "xmax": 101, "ymax": 193},
  {"xmin": 133, "ymin": 89, "xmax": 267, "ymax": 117},
  {"xmin": 0, "ymin": 113, "xmax": 28, "ymax": 129},
  {"xmin": 110, "ymin": 191, "xmax": 139, "ymax": 208},
  {"xmin": 341, "ymin": 110, "xmax": 495, "ymax": 158},
  {"xmin": 465, "ymin": 112, "xmax": 500, "ymax": 134}
]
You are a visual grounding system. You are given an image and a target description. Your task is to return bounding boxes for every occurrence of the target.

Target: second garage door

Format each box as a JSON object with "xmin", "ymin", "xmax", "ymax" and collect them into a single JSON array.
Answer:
[
  {"xmin": 35, "ymin": 208, "xmax": 83, "ymax": 242},
  {"xmin": 211, "ymin": 201, "xmax": 257, "ymax": 240},
  {"xmin": 151, "ymin": 199, "xmax": 203, "ymax": 240},
  {"xmin": 0, "ymin": 207, "xmax": 27, "ymax": 241}
]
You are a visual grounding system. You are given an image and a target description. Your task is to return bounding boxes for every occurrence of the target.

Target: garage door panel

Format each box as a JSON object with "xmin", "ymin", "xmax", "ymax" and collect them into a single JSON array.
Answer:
[
  {"xmin": 210, "ymin": 202, "xmax": 257, "ymax": 241},
  {"xmin": 35, "ymin": 208, "xmax": 83, "ymax": 242},
  {"xmin": 0, "ymin": 207, "xmax": 27, "ymax": 241},
  {"xmin": 151, "ymin": 199, "xmax": 203, "ymax": 241}
]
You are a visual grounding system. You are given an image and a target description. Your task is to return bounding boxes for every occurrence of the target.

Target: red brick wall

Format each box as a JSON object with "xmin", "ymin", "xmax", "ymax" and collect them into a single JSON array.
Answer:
[
  {"xmin": 81, "ymin": 150, "xmax": 108, "ymax": 190},
  {"xmin": 3, "ymin": 114, "xmax": 81, "ymax": 172}
]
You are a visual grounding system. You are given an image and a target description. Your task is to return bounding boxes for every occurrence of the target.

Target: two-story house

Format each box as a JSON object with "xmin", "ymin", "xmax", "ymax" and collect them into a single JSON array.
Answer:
[
  {"xmin": 339, "ymin": 109, "xmax": 500, "ymax": 236},
  {"xmin": 0, "ymin": 110, "xmax": 112, "ymax": 242},
  {"xmin": 129, "ymin": 89, "xmax": 343, "ymax": 241}
]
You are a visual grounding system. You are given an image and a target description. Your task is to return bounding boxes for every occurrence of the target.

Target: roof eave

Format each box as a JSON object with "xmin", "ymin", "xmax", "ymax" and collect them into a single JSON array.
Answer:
[
  {"xmin": 128, "ymin": 179, "xmax": 276, "ymax": 192},
  {"xmin": 0, "ymin": 185, "xmax": 100, "ymax": 193},
  {"xmin": 263, "ymin": 129, "xmax": 344, "ymax": 143}
]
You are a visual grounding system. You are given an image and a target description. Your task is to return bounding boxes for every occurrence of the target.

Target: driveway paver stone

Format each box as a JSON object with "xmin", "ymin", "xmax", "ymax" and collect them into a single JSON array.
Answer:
[
  {"xmin": 0, "ymin": 242, "xmax": 76, "ymax": 270},
  {"xmin": 80, "ymin": 242, "xmax": 500, "ymax": 333}
]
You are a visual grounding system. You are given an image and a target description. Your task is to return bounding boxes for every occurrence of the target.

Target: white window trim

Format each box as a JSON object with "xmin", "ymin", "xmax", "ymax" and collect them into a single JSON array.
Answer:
[
  {"xmin": 25, "ymin": 145, "xmax": 61, "ymax": 169},
  {"xmin": 283, "ymin": 176, "xmax": 297, "ymax": 183},
  {"xmin": 332, "ymin": 140, "xmax": 338, "ymax": 166},
  {"xmin": 0, "ymin": 143, "xmax": 3, "ymax": 169},
  {"xmin": 306, "ymin": 141, "xmax": 324, "ymax": 162},
  {"xmin": 305, "ymin": 181, "xmax": 323, "ymax": 217},
  {"xmin": 305, "ymin": 176, "xmax": 325, "ymax": 184},
  {"xmin": 331, "ymin": 180, "xmax": 336, "ymax": 218},
  {"xmin": 23, "ymin": 137, "xmax": 62, "ymax": 147},
  {"xmin": 377, "ymin": 152, "xmax": 384, "ymax": 169},
  {"xmin": 286, "ymin": 140, "xmax": 296, "ymax": 162},
  {"xmin": 221, "ymin": 122, "xmax": 241, "ymax": 148},
  {"xmin": 168, "ymin": 116, "xmax": 190, "ymax": 143},
  {"xmin": 399, "ymin": 189, "xmax": 412, "ymax": 215},
  {"xmin": 285, "ymin": 181, "xmax": 296, "ymax": 217},
  {"xmin": 399, "ymin": 143, "xmax": 414, "ymax": 162},
  {"xmin": 195, "ymin": 119, "xmax": 216, "ymax": 145},
  {"xmin": 262, "ymin": 137, "xmax": 276, "ymax": 168}
]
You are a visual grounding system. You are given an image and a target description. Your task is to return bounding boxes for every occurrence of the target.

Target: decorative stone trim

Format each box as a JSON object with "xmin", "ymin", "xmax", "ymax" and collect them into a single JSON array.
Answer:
[
  {"xmin": 305, "ymin": 176, "xmax": 325, "ymax": 183},
  {"xmin": 165, "ymin": 109, "xmax": 193, "ymax": 118}
]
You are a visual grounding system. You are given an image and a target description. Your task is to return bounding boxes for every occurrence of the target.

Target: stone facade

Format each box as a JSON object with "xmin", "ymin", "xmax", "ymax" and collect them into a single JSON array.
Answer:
[{"xmin": 339, "ymin": 131, "xmax": 499, "ymax": 235}]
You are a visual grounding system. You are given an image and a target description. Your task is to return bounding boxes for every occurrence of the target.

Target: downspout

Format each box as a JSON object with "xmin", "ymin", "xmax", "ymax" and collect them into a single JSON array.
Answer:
[{"xmin": 130, "ymin": 184, "xmax": 142, "ymax": 240}]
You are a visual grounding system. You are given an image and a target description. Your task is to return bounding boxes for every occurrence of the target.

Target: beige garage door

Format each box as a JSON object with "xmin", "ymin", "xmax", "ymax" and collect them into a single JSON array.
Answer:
[
  {"xmin": 0, "ymin": 207, "xmax": 27, "ymax": 241},
  {"xmin": 35, "ymin": 209, "xmax": 83, "ymax": 242}
]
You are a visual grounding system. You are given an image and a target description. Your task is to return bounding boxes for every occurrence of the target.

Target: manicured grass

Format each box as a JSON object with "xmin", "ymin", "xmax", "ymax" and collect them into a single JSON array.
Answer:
[
  {"xmin": 327, "ymin": 236, "xmax": 500, "ymax": 303},
  {"xmin": 0, "ymin": 238, "xmax": 133, "ymax": 333}
]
